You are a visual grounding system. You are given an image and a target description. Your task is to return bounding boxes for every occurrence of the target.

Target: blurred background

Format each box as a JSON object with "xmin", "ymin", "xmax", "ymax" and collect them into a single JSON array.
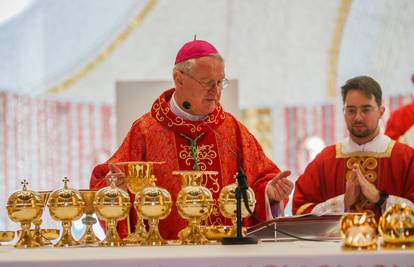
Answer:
[{"xmin": 1, "ymin": 0, "xmax": 413, "ymax": 232}]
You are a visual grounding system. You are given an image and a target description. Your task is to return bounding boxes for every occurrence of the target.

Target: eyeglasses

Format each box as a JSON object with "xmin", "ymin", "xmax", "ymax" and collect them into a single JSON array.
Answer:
[
  {"xmin": 181, "ymin": 71, "xmax": 229, "ymax": 90},
  {"xmin": 343, "ymin": 105, "xmax": 378, "ymax": 117}
]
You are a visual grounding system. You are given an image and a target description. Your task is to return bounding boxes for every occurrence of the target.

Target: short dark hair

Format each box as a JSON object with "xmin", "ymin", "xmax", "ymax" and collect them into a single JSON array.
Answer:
[{"xmin": 341, "ymin": 76, "xmax": 382, "ymax": 106}]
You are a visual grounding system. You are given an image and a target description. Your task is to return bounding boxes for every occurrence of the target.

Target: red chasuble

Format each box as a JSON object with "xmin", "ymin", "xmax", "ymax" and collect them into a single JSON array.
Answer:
[
  {"xmin": 90, "ymin": 89, "xmax": 280, "ymax": 240},
  {"xmin": 385, "ymin": 101, "xmax": 414, "ymax": 142},
  {"xmin": 292, "ymin": 141, "xmax": 414, "ymax": 217}
]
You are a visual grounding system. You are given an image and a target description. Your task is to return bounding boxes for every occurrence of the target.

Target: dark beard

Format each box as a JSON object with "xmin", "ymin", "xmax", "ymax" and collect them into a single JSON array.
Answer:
[
  {"xmin": 348, "ymin": 123, "xmax": 376, "ymax": 138},
  {"xmin": 349, "ymin": 127, "xmax": 372, "ymax": 138}
]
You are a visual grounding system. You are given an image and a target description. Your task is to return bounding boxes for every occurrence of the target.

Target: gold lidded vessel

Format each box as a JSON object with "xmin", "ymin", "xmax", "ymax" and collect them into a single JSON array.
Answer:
[
  {"xmin": 94, "ymin": 175, "xmax": 131, "ymax": 246},
  {"xmin": 7, "ymin": 179, "xmax": 44, "ymax": 248},
  {"xmin": 174, "ymin": 170, "xmax": 216, "ymax": 245},
  {"xmin": 379, "ymin": 203, "xmax": 414, "ymax": 249},
  {"xmin": 48, "ymin": 177, "xmax": 85, "ymax": 247}
]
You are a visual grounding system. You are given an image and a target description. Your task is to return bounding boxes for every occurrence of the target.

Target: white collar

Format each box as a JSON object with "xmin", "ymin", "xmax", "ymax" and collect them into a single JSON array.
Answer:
[
  {"xmin": 170, "ymin": 92, "xmax": 208, "ymax": 121},
  {"xmin": 339, "ymin": 133, "xmax": 391, "ymax": 154}
]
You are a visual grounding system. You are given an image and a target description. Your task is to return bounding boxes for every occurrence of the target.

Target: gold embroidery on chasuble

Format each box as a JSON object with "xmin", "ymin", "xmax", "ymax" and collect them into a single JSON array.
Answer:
[
  {"xmin": 179, "ymin": 144, "xmax": 217, "ymax": 171},
  {"xmin": 152, "ymin": 95, "xmax": 224, "ymax": 133}
]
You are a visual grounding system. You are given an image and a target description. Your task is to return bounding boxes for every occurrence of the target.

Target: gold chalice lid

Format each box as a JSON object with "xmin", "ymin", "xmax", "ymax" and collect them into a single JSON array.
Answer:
[
  {"xmin": 48, "ymin": 177, "xmax": 84, "ymax": 207},
  {"xmin": 95, "ymin": 176, "xmax": 131, "ymax": 206},
  {"xmin": 7, "ymin": 180, "xmax": 43, "ymax": 209}
]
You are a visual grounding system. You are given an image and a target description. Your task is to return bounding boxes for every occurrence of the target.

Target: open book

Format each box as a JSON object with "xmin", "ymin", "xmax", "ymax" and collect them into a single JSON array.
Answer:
[{"xmin": 247, "ymin": 213, "xmax": 344, "ymax": 242}]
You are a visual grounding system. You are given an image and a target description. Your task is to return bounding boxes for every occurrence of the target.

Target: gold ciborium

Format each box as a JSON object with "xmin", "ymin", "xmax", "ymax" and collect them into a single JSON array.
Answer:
[
  {"xmin": 218, "ymin": 182, "xmax": 256, "ymax": 237},
  {"xmin": 6, "ymin": 180, "xmax": 44, "ymax": 248},
  {"xmin": 48, "ymin": 177, "xmax": 85, "ymax": 247},
  {"xmin": 135, "ymin": 176, "xmax": 172, "ymax": 246},
  {"xmin": 112, "ymin": 161, "xmax": 163, "ymax": 245},
  {"xmin": 339, "ymin": 212, "xmax": 378, "ymax": 250},
  {"xmin": 379, "ymin": 203, "xmax": 414, "ymax": 249},
  {"xmin": 94, "ymin": 176, "xmax": 131, "ymax": 247},
  {"xmin": 174, "ymin": 170, "xmax": 216, "ymax": 245},
  {"xmin": 79, "ymin": 190, "xmax": 100, "ymax": 246},
  {"xmin": 32, "ymin": 191, "xmax": 51, "ymax": 246},
  {"xmin": 0, "ymin": 231, "xmax": 16, "ymax": 245}
]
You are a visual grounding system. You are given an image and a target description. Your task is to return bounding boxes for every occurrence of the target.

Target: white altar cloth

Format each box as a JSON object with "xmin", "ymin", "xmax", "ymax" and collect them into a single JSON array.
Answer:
[{"xmin": 0, "ymin": 240, "xmax": 413, "ymax": 267}]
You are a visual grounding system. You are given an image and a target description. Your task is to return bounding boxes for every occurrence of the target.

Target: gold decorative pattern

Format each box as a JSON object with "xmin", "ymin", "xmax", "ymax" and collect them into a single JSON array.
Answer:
[
  {"xmin": 345, "ymin": 157, "xmax": 378, "ymax": 183},
  {"xmin": 152, "ymin": 98, "xmax": 225, "ymax": 133},
  {"xmin": 178, "ymin": 144, "xmax": 217, "ymax": 172},
  {"xmin": 48, "ymin": 0, "xmax": 158, "ymax": 94},
  {"xmin": 296, "ymin": 202, "xmax": 315, "ymax": 215},
  {"xmin": 345, "ymin": 157, "xmax": 378, "ymax": 211},
  {"xmin": 205, "ymin": 200, "xmax": 224, "ymax": 226},
  {"xmin": 327, "ymin": 0, "xmax": 353, "ymax": 98},
  {"xmin": 335, "ymin": 140, "xmax": 395, "ymax": 158}
]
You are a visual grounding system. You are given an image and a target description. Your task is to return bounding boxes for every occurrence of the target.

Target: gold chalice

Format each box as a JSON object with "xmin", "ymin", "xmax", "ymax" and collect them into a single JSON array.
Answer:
[
  {"xmin": 135, "ymin": 176, "xmax": 172, "ymax": 246},
  {"xmin": 48, "ymin": 177, "xmax": 85, "ymax": 247},
  {"xmin": 112, "ymin": 161, "xmax": 163, "ymax": 245},
  {"xmin": 0, "ymin": 231, "xmax": 16, "ymax": 245},
  {"xmin": 6, "ymin": 180, "xmax": 44, "ymax": 248},
  {"xmin": 79, "ymin": 190, "xmax": 100, "ymax": 246},
  {"xmin": 339, "ymin": 212, "xmax": 378, "ymax": 250},
  {"xmin": 174, "ymin": 170, "xmax": 216, "ymax": 245},
  {"xmin": 32, "ymin": 191, "xmax": 51, "ymax": 246},
  {"xmin": 94, "ymin": 176, "xmax": 131, "ymax": 247},
  {"xmin": 379, "ymin": 203, "xmax": 414, "ymax": 249},
  {"xmin": 218, "ymin": 182, "xmax": 256, "ymax": 238}
]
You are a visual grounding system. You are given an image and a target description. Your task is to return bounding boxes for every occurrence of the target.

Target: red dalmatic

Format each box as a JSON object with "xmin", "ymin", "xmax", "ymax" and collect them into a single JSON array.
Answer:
[
  {"xmin": 385, "ymin": 101, "xmax": 414, "ymax": 142},
  {"xmin": 293, "ymin": 142, "xmax": 414, "ymax": 218},
  {"xmin": 90, "ymin": 89, "xmax": 280, "ymax": 240}
]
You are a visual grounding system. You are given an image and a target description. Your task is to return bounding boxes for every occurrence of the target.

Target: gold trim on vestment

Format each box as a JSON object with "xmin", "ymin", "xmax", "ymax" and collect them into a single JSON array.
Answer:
[
  {"xmin": 152, "ymin": 98, "xmax": 224, "ymax": 133},
  {"xmin": 335, "ymin": 140, "xmax": 395, "ymax": 158},
  {"xmin": 296, "ymin": 203, "xmax": 314, "ymax": 215}
]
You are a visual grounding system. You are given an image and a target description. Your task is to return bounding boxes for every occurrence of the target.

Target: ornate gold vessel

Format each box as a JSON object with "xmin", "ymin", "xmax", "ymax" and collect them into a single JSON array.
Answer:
[
  {"xmin": 48, "ymin": 177, "xmax": 85, "ymax": 247},
  {"xmin": 0, "ymin": 231, "xmax": 15, "ymax": 245},
  {"xmin": 32, "ymin": 191, "xmax": 51, "ymax": 246},
  {"xmin": 112, "ymin": 161, "xmax": 163, "ymax": 245},
  {"xmin": 174, "ymin": 170, "xmax": 215, "ymax": 245},
  {"xmin": 339, "ymin": 212, "xmax": 378, "ymax": 250},
  {"xmin": 6, "ymin": 180, "xmax": 44, "ymax": 248},
  {"xmin": 218, "ymin": 181, "xmax": 256, "ymax": 238},
  {"xmin": 378, "ymin": 203, "xmax": 414, "ymax": 249},
  {"xmin": 135, "ymin": 176, "xmax": 172, "ymax": 246},
  {"xmin": 79, "ymin": 190, "xmax": 100, "ymax": 246},
  {"xmin": 94, "ymin": 176, "xmax": 131, "ymax": 247}
]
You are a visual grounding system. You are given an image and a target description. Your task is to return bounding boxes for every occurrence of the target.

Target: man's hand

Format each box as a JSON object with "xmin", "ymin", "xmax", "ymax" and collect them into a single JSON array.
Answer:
[
  {"xmin": 344, "ymin": 166, "xmax": 360, "ymax": 211},
  {"xmin": 353, "ymin": 164, "xmax": 380, "ymax": 204},
  {"xmin": 267, "ymin": 170, "xmax": 293, "ymax": 202},
  {"xmin": 105, "ymin": 164, "xmax": 127, "ymax": 190}
]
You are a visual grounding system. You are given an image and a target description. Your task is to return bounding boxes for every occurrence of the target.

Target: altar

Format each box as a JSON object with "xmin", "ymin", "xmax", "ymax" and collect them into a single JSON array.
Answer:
[{"xmin": 0, "ymin": 241, "xmax": 413, "ymax": 267}]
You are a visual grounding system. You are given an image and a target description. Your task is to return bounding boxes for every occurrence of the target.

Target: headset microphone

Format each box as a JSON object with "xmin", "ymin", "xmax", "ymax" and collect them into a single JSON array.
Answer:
[{"xmin": 182, "ymin": 101, "xmax": 191, "ymax": 110}]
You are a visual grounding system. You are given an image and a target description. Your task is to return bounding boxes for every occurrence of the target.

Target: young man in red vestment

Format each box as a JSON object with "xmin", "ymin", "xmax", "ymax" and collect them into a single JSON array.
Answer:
[
  {"xmin": 293, "ymin": 76, "xmax": 414, "ymax": 217},
  {"xmin": 384, "ymin": 72, "xmax": 414, "ymax": 147},
  {"xmin": 90, "ymin": 39, "xmax": 293, "ymax": 240}
]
